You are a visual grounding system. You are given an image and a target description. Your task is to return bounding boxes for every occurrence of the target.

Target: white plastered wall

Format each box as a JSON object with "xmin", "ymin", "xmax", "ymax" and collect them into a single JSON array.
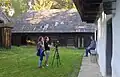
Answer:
[
  {"xmin": 96, "ymin": 12, "xmax": 107, "ymax": 76},
  {"xmin": 112, "ymin": 0, "xmax": 120, "ymax": 77}
]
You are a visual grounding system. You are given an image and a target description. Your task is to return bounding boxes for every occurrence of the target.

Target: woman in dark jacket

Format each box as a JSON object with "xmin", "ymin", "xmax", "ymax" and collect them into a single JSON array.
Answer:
[{"xmin": 44, "ymin": 36, "xmax": 51, "ymax": 67}]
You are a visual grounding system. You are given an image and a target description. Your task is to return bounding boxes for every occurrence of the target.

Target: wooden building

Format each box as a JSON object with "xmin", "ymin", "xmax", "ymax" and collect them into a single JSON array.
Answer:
[
  {"xmin": 0, "ymin": 10, "xmax": 13, "ymax": 48},
  {"xmin": 12, "ymin": 32, "xmax": 94, "ymax": 48},
  {"xmin": 12, "ymin": 9, "xmax": 95, "ymax": 48}
]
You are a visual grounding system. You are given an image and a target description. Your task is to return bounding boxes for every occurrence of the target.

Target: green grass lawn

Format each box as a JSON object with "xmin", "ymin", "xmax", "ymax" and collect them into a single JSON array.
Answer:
[{"xmin": 0, "ymin": 46, "xmax": 84, "ymax": 77}]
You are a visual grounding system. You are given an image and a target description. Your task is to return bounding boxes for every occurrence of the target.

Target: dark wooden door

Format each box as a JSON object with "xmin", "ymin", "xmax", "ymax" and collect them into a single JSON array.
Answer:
[{"xmin": 106, "ymin": 18, "xmax": 112, "ymax": 76}]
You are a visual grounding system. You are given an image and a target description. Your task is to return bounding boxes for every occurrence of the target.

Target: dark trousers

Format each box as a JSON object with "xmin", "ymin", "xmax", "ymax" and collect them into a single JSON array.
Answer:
[{"xmin": 85, "ymin": 48, "xmax": 95, "ymax": 56}]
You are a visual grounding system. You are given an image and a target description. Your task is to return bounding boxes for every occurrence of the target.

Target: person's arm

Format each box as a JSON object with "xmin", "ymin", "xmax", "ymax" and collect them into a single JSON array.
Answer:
[
  {"xmin": 88, "ymin": 40, "xmax": 96, "ymax": 49},
  {"xmin": 36, "ymin": 43, "xmax": 39, "ymax": 50},
  {"xmin": 48, "ymin": 44, "xmax": 52, "ymax": 48},
  {"xmin": 48, "ymin": 41, "xmax": 52, "ymax": 47},
  {"xmin": 39, "ymin": 42, "xmax": 44, "ymax": 49},
  {"xmin": 87, "ymin": 41, "xmax": 93, "ymax": 49}
]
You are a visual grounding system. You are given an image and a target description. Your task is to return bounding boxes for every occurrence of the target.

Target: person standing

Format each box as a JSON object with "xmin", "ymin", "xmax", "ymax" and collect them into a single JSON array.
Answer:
[
  {"xmin": 36, "ymin": 36, "xmax": 44, "ymax": 68},
  {"xmin": 44, "ymin": 36, "xmax": 51, "ymax": 67}
]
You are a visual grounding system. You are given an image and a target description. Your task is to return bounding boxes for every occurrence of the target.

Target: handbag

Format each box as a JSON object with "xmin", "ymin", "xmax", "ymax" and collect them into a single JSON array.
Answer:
[
  {"xmin": 37, "ymin": 49, "xmax": 45, "ymax": 56},
  {"xmin": 36, "ymin": 50, "xmax": 40, "ymax": 56}
]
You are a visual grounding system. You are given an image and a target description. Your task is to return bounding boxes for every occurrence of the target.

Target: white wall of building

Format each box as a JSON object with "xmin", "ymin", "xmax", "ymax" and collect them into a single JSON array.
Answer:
[
  {"xmin": 97, "ymin": 12, "xmax": 107, "ymax": 76},
  {"xmin": 112, "ymin": 0, "xmax": 120, "ymax": 77}
]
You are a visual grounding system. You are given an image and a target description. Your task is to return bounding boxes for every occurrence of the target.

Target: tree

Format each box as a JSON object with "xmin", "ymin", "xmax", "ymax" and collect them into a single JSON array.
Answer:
[
  {"xmin": 32, "ymin": 0, "xmax": 76, "ymax": 11},
  {"xmin": 0, "ymin": 0, "xmax": 27, "ymax": 17},
  {"xmin": 11, "ymin": 0, "xmax": 28, "ymax": 17},
  {"xmin": 51, "ymin": 0, "xmax": 75, "ymax": 9},
  {"xmin": 32, "ymin": 0, "xmax": 53, "ymax": 11},
  {"xmin": 0, "ymin": 0, "xmax": 76, "ymax": 17},
  {"xmin": 0, "ymin": 0, "xmax": 13, "ymax": 16}
]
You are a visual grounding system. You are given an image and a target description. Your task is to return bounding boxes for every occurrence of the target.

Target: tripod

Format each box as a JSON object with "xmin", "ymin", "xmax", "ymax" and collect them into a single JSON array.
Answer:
[{"xmin": 51, "ymin": 47, "xmax": 61, "ymax": 67}]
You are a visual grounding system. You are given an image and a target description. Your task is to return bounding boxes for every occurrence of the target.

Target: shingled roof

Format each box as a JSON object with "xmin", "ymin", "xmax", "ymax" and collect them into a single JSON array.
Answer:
[
  {"xmin": 12, "ymin": 9, "xmax": 95, "ymax": 33},
  {"xmin": 0, "ymin": 9, "xmax": 13, "ymax": 27}
]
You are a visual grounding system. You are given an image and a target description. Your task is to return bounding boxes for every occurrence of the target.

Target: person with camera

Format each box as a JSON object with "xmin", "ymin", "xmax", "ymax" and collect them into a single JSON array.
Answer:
[{"xmin": 44, "ymin": 36, "xmax": 51, "ymax": 67}]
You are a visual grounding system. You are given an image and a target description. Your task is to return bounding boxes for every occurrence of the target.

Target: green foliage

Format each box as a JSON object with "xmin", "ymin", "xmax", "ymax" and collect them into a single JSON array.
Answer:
[
  {"xmin": 32, "ymin": 0, "xmax": 76, "ymax": 11},
  {"xmin": 0, "ymin": 46, "xmax": 84, "ymax": 77},
  {"xmin": 0, "ymin": 0, "xmax": 28, "ymax": 17},
  {"xmin": 11, "ymin": 0, "xmax": 28, "ymax": 17},
  {"xmin": 51, "ymin": 0, "xmax": 75, "ymax": 9},
  {"xmin": 33, "ymin": 0, "xmax": 53, "ymax": 11},
  {"xmin": 0, "ymin": 0, "xmax": 76, "ymax": 16},
  {"xmin": 0, "ymin": 0, "xmax": 12, "ymax": 15}
]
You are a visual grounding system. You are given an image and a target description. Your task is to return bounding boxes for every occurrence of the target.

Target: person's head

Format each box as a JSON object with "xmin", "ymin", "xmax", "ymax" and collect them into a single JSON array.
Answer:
[
  {"xmin": 44, "ymin": 36, "xmax": 49, "ymax": 42},
  {"xmin": 38, "ymin": 36, "xmax": 43, "ymax": 42}
]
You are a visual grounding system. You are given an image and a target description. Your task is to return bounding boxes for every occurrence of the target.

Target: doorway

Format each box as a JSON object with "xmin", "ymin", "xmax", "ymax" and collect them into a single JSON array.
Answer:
[
  {"xmin": 106, "ymin": 18, "xmax": 112, "ymax": 76},
  {"xmin": 21, "ymin": 35, "xmax": 27, "ymax": 45}
]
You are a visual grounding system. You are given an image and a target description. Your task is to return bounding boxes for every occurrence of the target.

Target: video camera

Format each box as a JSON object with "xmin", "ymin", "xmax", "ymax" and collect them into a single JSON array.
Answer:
[{"xmin": 54, "ymin": 41, "xmax": 60, "ymax": 49}]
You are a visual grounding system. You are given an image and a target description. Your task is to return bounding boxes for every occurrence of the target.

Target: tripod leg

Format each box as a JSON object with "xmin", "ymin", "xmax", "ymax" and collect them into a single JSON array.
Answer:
[
  {"xmin": 57, "ymin": 56, "xmax": 59, "ymax": 67},
  {"xmin": 58, "ymin": 54, "xmax": 61, "ymax": 65},
  {"xmin": 51, "ymin": 51, "xmax": 56, "ymax": 66},
  {"xmin": 59, "ymin": 58, "xmax": 61, "ymax": 65},
  {"xmin": 56, "ymin": 52, "xmax": 61, "ymax": 67}
]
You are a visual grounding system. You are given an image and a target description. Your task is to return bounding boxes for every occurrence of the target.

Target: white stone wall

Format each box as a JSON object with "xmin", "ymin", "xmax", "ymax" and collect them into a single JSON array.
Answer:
[
  {"xmin": 96, "ymin": 12, "xmax": 107, "ymax": 76},
  {"xmin": 112, "ymin": 0, "xmax": 120, "ymax": 77}
]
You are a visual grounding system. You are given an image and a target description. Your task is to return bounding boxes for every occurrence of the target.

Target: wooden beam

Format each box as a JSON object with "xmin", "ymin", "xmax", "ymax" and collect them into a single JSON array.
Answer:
[
  {"xmin": 83, "ymin": 18, "xmax": 96, "ymax": 20},
  {"xmin": 82, "ymin": 20, "xmax": 96, "ymax": 22},
  {"xmin": 73, "ymin": 0, "xmax": 83, "ymax": 16},
  {"xmin": 83, "ymin": 12, "xmax": 98, "ymax": 15},
  {"xmin": 82, "ymin": 0, "xmax": 102, "ymax": 6},
  {"xmin": 103, "ymin": 0, "xmax": 116, "ymax": 3},
  {"xmin": 83, "ymin": 0, "xmax": 102, "ymax": 3},
  {"xmin": 82, "ymin": 15, "xmax": 97, "ymax": 17},
  {"xmin": 82, "ymin": 17, "xmax": 96, "ymax": 20},
  {"xmin": 73, "ymin": 0, "xmax": 102, "ymax": 23},
  {"xmin": 83, "ymin": 8, "xmax": 100, "ymax": 11},
  {"xmin": 83, "ymin": 11, "xmax": 98, "ymax": 13}
]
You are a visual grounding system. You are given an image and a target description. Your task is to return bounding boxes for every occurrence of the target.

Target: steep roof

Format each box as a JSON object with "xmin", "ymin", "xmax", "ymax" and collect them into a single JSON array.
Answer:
[
  {"xmin": 12, "ymin": 9, "xmax": 95, "ymax": 33},
  {"xmin": 0, "ymin": 9, "xmax": 12, "ymax": 27}
]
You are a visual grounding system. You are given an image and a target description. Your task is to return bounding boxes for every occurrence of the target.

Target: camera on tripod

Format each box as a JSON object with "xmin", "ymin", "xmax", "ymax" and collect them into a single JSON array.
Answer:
[
  {"xmin": 52, "ymin": 40, "xmax": 61, "ymax": 67},
  {"xmin": 54, "ymin": 40, "xmax": 60, "ymax": 49}
]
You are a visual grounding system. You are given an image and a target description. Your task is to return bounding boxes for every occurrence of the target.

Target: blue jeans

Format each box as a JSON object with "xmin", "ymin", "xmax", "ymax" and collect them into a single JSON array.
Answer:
[
  {"xmin": 85, "ymin": 48, "xmax": 95, "ymax": 56},
  {"xmin": 38, "ymin": 49, "xmax": 44, "ymax": 67}
]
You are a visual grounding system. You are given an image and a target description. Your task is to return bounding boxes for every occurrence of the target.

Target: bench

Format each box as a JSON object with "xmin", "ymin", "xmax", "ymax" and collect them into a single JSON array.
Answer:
[{"xmin": 90, "ymin": 50, "xmax": 97, "ymax": 63}]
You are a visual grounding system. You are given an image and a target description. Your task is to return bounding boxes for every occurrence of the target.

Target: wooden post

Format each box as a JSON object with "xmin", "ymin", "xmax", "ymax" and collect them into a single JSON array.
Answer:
[
  {"xmin": 1, "ymin": 27, "xmax": 12, "ymax": 48},
  {"xmin": 81, "ymin": 37, "xmax": 84, "ymax": 48},
  {"xmin": 0, "ymin": 28, "xmax": 2, "ymax": 47},
  {"xmin": 78, "ymin": 37, "xmax": 80, "ymax": 48}
]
